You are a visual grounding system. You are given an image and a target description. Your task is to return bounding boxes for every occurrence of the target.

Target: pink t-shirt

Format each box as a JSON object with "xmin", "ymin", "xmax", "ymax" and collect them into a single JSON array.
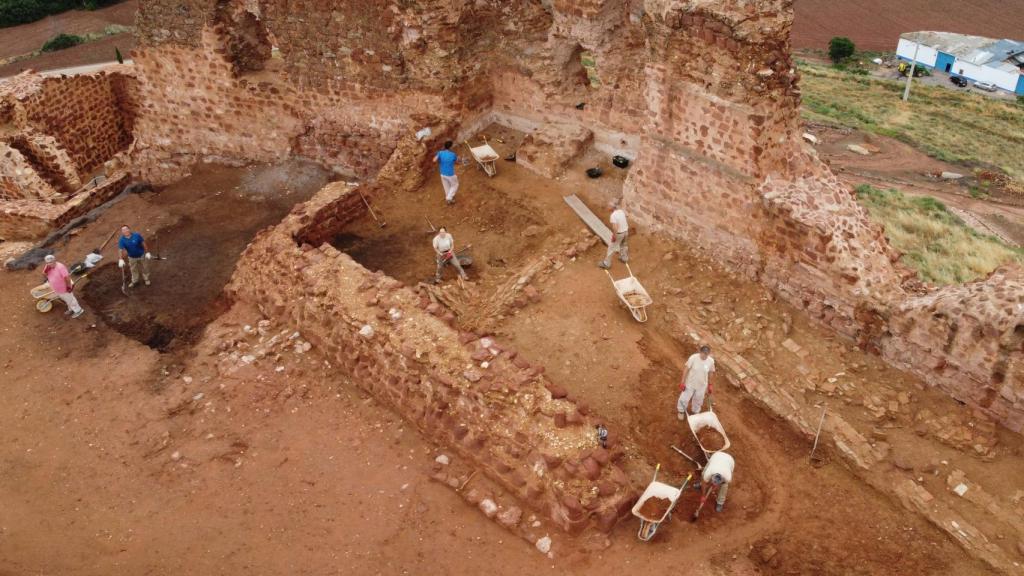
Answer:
[{"xmin": 45, "ymin": 262, "xmax": 71, "ymax": 294}]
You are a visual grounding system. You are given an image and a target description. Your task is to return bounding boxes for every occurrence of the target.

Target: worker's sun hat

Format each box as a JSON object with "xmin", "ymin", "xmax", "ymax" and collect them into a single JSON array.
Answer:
[
  {"xmin": 711, "ymin": 473, "xmax": 725, "ymax": 485},
  {"xmin": 44, "ymin": 254, "xmax": 55, "ymax": 263}
]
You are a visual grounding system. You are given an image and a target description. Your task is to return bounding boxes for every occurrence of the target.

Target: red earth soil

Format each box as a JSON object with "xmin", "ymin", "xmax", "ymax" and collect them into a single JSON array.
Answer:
[
  {"xmin": 0, "ymin": 0, "xmax": 136, "ymax": 59},
  {"xmin": 792, "ymin": 0, "xmax": 1024, "ymax": 51}
]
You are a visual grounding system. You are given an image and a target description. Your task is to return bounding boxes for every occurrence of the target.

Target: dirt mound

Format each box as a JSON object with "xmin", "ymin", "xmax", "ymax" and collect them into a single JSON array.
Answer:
[{"xmin": 637, "ymin": 496, "xmax": 672, "ymax": 520}]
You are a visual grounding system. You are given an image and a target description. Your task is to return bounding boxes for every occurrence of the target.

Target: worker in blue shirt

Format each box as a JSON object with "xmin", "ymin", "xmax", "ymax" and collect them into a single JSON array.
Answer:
[
  {"xmin": 117, "ymin": 224, "xmax": 152, "ymax": 287},
  {"xmin": 433, "ymin": 140, "xmax": 460, "ymax": 205}
]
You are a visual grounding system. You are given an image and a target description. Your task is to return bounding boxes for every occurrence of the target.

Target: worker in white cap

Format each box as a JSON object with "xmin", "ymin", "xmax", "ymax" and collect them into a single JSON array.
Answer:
[
  {"xmin": 42, "ymin": 254, "xmax": 84, "ymax": 318},
  {"xmin": 698, "ymin": 451, "xmax": 735, "ymax": 512}
]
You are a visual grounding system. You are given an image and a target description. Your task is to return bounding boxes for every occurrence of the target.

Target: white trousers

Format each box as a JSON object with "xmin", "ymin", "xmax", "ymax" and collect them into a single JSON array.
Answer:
[
  {"xmin": 677, "ymin": 385, "xmax": 707, "ymax": 415},
  {"xmin": 441, "ymin": 174, "xmax": 459, "ymax": 202},
  {"xmin": 601, "ymin": 230, "xmax": 629, "ymax": 266},
  {"xmin": 57, "ymin": 292, "xmax": 83, "ymax": 314}
]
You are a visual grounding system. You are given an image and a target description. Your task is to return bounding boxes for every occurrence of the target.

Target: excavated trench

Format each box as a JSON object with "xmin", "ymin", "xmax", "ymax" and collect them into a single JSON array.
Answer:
[{"xmin": 82, "ymin": 161, "xmax": 331, "ymax": 351}]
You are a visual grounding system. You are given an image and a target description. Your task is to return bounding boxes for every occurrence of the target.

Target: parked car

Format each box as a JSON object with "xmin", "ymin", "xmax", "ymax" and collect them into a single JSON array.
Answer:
[
  {"xmin": 949, "ymin": 76, "xmax": 968, "ymax": 87},
  {"xmin": 974, "ymin": 82, "xmax": 998, "ymax": 92}
]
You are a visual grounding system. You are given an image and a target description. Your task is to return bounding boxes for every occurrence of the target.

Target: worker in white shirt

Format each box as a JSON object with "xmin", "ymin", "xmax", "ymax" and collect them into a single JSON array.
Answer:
[
  {"xmin": 70, "ymin": 248, "xmax": 104, "ymax": 276},
  {"xmin": 598, "ymin": 200, "xmax": 629, "ymax": 269},
  {"xmin": 83, "ymin": 248, "xmax": 103, "ymax": 269},
  {"xmin": 697, "ymin": 451, "xmax": 735, "ymax": 513},
  {"xmin": 432, "ymin": 226, "xmax": 467, "ymax": 284},
  {"xmin": 677, "ymin": 344, "xmax": 716, "ymax": 418}
]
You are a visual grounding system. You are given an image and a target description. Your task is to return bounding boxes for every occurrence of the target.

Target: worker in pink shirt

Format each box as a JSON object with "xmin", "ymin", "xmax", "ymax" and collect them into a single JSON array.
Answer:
[{"xmin": 43, "ymin": 254, "xmax": 84, "ymax": 319}]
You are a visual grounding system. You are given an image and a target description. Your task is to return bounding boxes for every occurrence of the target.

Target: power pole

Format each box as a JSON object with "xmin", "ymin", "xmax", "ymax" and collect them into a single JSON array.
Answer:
[{"xmin": 903, "ymin": 41, "xmax": 921, "ymax": 101}]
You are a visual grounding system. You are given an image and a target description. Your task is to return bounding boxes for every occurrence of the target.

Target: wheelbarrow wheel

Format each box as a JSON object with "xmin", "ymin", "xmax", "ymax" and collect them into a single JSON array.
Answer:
[{"xmin": 36, "ymin": 299, "xmax": 53, "ymax": 313}]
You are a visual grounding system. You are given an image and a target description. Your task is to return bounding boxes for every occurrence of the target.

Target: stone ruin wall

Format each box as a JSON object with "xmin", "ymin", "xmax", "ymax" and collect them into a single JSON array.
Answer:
[
  {"xmin": 0, "ymin": 70, "xmax": 136, "ymax": 239},
  {"xmin": 1, "ymin": 0, "xmax": 1011, "ymax": 431},
  {"xmin": 226, "ymin": 140, "xmax": 644, "ymax": 535}
]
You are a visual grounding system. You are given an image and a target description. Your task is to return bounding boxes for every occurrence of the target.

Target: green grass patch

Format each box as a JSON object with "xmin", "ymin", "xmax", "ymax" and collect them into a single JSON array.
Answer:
[
  {"xmin": 855, "ymin": 185, "xmax": 1022, "ymax": 284},
  {"xmin": 799, "ymin": 62, "xmax": 1024, "ymax": 182}
]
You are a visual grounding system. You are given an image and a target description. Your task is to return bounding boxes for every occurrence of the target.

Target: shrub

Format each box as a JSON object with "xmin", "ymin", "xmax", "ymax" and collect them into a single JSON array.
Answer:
[
  {"xmin": 828, "ymin": 37, "xmax": 856, "ymax": 64},
  {"xmin": 0, "ymin": 0, "xmax": 120, "ymax": 28},
  {"xmin": 41, "ymin": 32, "xmax": 83, "ymax": 52}
]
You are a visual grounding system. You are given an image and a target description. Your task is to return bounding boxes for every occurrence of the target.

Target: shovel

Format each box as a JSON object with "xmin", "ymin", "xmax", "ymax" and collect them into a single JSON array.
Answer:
[
  {"xmin": 671, "ymin": 445, "xmax": 703, "ymax": 471},
  {"xmin": 691, "ymin": 483, "xmax": 714, "ymax": 522},
  {"xmin": 358, "ymin": 190, "xmax": 386, "ymax": 228}
]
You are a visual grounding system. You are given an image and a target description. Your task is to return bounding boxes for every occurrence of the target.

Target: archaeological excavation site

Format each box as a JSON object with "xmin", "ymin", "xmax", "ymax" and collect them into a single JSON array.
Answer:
[{"xmin": 2, "ymin": 1, "xmax": 1024, "ymax": 574}]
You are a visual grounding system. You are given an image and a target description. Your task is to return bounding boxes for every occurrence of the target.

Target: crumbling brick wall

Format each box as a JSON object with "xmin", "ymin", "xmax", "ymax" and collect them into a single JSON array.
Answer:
[
  {"xmin": 123, "ymin": 0, "xmax": 1024, "ymax": 433},
  {"xmin": 883, "ymin": 268, "xmax": 1024, "ymax": 432},
  {"xmin": 228, "ymin": 180, "xmax": 640, "ymax": 535},
  {"xmin": 16, "ymin": 73, "xmax": 135, "ymax": 176},
  {"xmin": 130, "ymin": 25, "xmax": 446, "ymax": 183},
  {"xmin": 0, "ymin": 69, "xmax": 135, "ymax": 239}
]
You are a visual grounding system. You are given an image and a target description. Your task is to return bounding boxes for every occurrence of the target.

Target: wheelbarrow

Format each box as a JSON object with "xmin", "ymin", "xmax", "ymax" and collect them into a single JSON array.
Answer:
[
  {"xmin": 30, "ymin": 271, "xmax": 89, "ymax": 313},
  {"xmin": 605, "ymin": 264, "xmax": 652, "ymax": 322},
  {"xmin": 465, "ymin": 138, "xmax": 499, "ymax": 177},
  {"xmin": 687, "ymin": 410, "xmax": 732, "ymax": 461},
  {"xmin": 631, "ymin": 464, "xmax": 692, "ymax": 541}
]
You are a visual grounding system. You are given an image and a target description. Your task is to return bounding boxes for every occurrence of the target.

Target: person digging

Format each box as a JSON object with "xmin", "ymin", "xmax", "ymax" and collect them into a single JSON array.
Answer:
[
  {"xmin": 117, "ymin": 225, "xmax": 153, "ymax": 287},
  {"xmin": 692, "ymin": 451, "xmax": 735, "ymax": 517},
  {"xmin": 432, "ymin": 226, "xmax": 467, "ymax": 284}
]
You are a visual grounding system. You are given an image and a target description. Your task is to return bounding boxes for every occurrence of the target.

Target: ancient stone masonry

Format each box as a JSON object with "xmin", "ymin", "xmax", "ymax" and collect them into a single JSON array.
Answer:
[
  {"xmin": 0, "ymin": 69, "xmax": 136, "ymax": 240},
  {"xmin": 228, "ymin": 178, "xmax": 643, "ymax": 535},
  {"xmin": 4, "ymin": 0, "xmax": 1021, "ymax": 432},
  {"xmin": 884, "ymin": 267, "xmax": 1024, "ymax": 432}
]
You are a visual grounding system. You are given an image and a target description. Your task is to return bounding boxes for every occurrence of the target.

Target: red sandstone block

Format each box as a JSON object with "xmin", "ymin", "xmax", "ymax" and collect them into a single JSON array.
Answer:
[{"xmin": 545, "ymin": 382, "xmax": 568, "ymax": 400}]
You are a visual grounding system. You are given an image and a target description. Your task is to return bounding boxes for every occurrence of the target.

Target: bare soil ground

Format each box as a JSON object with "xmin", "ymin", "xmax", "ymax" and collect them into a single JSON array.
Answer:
[
  {"xmin": 0, "ymin": 35, "xmax": 136, "ymax": 78},
  {"xmin": 792, "ymin": 0, "xmax": 1024, "ymax": 51},
  {"xmin": 0, "ymin": 0, "xmax": 136, "ymax": 77},
  {"xmin": 0, "ymin": 135, "xmax": 1016, "ymax": 574}
]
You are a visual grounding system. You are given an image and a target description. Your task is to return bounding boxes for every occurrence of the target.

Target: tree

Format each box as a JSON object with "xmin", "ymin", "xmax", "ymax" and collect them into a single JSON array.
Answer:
[{"xmin": 828, "ymin": 37, "xmax": 856, "ymax": 64}]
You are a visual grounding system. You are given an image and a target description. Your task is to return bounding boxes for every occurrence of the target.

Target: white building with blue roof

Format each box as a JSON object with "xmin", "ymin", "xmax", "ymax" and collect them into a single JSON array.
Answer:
[{"xmin": 896, "ymin": 31, "xmax": 1024, "ymax": 94}]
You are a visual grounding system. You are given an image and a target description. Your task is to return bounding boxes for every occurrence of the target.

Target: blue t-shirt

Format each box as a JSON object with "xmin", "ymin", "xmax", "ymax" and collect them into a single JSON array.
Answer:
[
  {"xmin": 118, "ymin": 232, "xmax": 146, "ymax": 258},
  {"xmin": 436, "ymin": 149, "xmax": 457, "ymax": 177}
]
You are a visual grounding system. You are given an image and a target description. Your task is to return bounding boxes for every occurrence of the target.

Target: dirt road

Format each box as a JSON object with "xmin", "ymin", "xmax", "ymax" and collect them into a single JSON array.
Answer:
[{"xmin": 809, "ymin": 123, "xmax": 1024, "ymax": 246}]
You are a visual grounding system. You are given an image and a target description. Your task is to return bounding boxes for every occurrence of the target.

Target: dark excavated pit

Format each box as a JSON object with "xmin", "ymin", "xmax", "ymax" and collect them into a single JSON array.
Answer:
[{"xmin": 82, "ymin": 160, "xmax": 331, "ymax": 352}]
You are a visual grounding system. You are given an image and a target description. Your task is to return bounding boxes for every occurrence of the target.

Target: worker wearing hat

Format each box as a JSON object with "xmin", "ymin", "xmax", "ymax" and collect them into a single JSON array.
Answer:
[
  {"xmin": 43, "ymin": 255, "xmax": 84, "ymax": 319},
  {"xmin": 699, "ymin": 451, "xmax": 734, "ymax": 512}
]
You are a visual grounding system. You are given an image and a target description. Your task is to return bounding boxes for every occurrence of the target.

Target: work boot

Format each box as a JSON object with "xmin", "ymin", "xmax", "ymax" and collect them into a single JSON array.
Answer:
[
  {"xmin": 128, "ymin": 281, "xmax": 138, "ymax": 288},
  {"xmin": 70, "ymin": 309, "xmax": 84, "ymax": 319},
  {"xmin": 144, "ymin": 279, "xmax": 151, "ymax": 286},
  {"xmin": 715, "ymin": 502, "xmax": 724, "ymax": 513},
  {"xmin": 677, "ymin": 412, "xmax": 686, "ymax": 421},
  {"xmin": 597, "ymin": 261, "xmax": 610, "ymax": 269}
]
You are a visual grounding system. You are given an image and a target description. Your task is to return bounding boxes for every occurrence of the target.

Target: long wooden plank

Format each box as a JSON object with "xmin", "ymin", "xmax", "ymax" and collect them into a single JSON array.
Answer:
[{"xmin": 563, "ymin": 194, "xmax": 611, "ymax": 246}]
